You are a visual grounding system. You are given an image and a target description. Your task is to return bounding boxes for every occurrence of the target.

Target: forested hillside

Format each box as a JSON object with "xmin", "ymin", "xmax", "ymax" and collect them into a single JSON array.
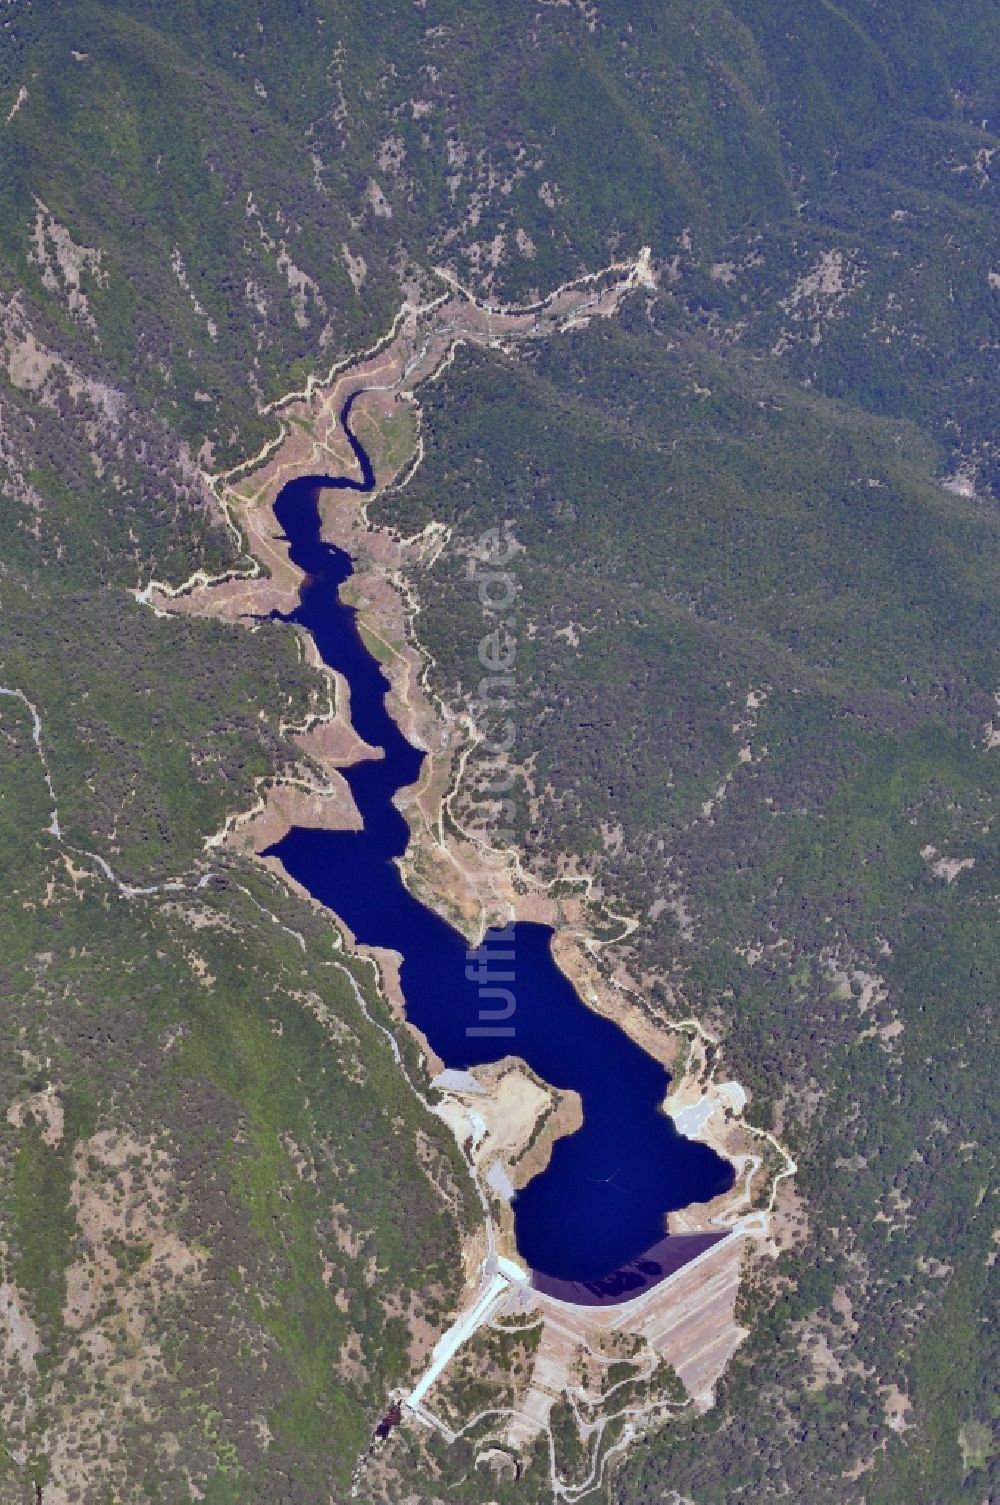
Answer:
[{"xmin": 379, "ymin": 313, "xmax": 998, "ymax": 1505}]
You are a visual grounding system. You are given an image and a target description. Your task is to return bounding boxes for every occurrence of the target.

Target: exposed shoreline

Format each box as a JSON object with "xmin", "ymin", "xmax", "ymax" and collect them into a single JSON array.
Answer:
[{"xmin": 139, "ymin": 256, "xmax": 797, "ymax": 1471}]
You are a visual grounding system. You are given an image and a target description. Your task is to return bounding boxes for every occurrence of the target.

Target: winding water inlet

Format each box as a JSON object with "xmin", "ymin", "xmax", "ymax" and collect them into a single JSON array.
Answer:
[{"xmin": 264, "ymin": 394, "xmax": 734, "ymax": 1287}]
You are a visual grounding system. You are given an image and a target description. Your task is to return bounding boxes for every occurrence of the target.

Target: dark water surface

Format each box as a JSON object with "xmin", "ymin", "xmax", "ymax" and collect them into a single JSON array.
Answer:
[{"xmin": 264, "ymin": 394, "xmax": 734, "ymax": 1287}]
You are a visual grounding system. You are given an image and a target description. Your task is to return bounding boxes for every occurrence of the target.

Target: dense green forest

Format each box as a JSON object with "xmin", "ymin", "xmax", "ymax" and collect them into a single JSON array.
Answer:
[
  {"xmin": 380, "ymin": 315, "xmax": 998, "ymax": 1503},
  {"xmin": 0, "ymin": 0, "xmax": 997, "ymax": 1500}
]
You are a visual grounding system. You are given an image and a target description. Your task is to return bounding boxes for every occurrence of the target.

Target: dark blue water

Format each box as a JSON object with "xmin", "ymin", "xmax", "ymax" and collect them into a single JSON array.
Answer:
[{"xmin": 264, "ymin": 394, "xmax": 734, "ymax": 1283}]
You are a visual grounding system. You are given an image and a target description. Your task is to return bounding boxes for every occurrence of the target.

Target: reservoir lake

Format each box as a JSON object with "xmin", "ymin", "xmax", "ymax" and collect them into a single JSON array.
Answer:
[{"xmin": 264, "ymin": 394, "xmax": 735, "ymax": 1291}]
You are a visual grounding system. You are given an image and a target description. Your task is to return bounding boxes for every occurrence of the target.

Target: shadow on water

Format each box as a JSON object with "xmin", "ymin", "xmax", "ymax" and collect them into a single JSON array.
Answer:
[{"xmin": 264, "ymin": 394, "xmax": 734, "ymax": 1287}]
